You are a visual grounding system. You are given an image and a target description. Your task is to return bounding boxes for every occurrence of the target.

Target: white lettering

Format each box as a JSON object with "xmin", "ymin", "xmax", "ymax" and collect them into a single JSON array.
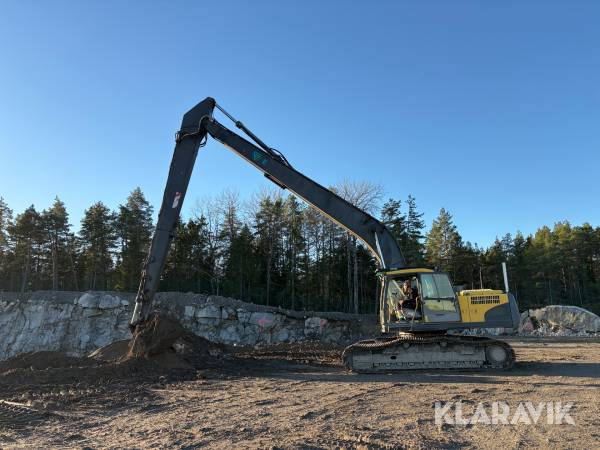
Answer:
[
  {"xmin": 433, "ymin": 400, "xmax": 575, "ymax": 427},
  {"xmin": 510, "ymin": 404, "xmax": 532, "ymax": 425},
  {"xmin": 525, "ymin": 401, "xmax": 545, "ymax": 424},
  {"xmin": 434, "ymin": 401, "xmax": 454, "ymax": 425},
  {"xmin": 470, "ymin": 403, "xmax": 491, "ymax": 425},
  {"xmin": 455, "ymin": 402, "xmax": 469, "ymax": 425},
  {"xmin": 492, "ymin": 401, "xmax": 510, "ymax": 425},
  {"xmin": 554, "ymin": 402, "xmax": 575, "ymax": 425}
]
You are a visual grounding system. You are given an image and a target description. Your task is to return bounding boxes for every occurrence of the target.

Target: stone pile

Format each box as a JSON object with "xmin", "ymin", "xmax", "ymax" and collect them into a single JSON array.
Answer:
[
  {"xmin": 519, "ymin": 305, "xmax": 600, "ymax": 337},
  {"xmin": 460, "ymin": 305, "xmax": 600, "ymax": 337}
]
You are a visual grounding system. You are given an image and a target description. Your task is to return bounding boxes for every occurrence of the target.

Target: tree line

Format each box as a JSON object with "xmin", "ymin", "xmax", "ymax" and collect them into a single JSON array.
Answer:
[{"xmin": 0, "ymin": 185, "xmax": 598, "ymax": 314}]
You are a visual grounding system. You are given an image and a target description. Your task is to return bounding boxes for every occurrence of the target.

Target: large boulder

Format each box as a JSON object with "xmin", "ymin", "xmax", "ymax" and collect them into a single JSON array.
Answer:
[
  {"xmin": 77, "ymin": 293, "xmax": 99, "ymax": 308},
  {"xmin": 98, "ymin": 294, "xmax": 121, "ymax": 309},
  {"xmin": 195, "ymin": 304, "xmax": 221, "ymax": 319},
  {"xmin": 248, "ymin": 312, "xmax": 280, "ymax": 330},
  {"xmin": 527, "ymin": 305, "xmax": 600, "ymax": 335}
]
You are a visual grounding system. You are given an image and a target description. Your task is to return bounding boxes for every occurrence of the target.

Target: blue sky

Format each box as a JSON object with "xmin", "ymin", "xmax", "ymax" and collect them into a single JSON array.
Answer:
[{"xmin": 1, "ymin": 1, "xmax": 598, "ymax": 247}]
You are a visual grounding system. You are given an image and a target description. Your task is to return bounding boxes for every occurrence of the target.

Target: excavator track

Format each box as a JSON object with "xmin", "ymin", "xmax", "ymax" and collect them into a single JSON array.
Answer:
[{"xmin": 342, "ymin": 333, "xmax": 515, "ymax": 373}]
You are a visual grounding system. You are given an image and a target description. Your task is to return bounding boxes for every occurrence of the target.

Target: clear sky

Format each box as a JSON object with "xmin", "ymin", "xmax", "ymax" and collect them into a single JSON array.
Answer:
[{"xmin": 1, "ymin": 1, "xmax": 598, "ymax": 247}]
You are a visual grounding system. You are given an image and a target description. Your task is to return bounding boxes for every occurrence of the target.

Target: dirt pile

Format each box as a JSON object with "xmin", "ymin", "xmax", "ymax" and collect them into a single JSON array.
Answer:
[
  {"xmin": 0, "ymin": 351, "xmax": 96, "ymax": 371},
  {"xmin": 128, "ymin": 312, "xmax": 185, "ymax": 358},
  {"xmin": 124, "ymin": 312, "xmax": 226, "ymax": 370},
  {"xmin": 0, "ymin": 312, "xmax": 227, "ymax": 390}
]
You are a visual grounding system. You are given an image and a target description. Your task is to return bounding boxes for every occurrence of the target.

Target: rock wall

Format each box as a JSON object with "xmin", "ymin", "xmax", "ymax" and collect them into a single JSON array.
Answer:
[{"xmin": 0, "ymin": 291, "xmax": 378, "ymax": 359}]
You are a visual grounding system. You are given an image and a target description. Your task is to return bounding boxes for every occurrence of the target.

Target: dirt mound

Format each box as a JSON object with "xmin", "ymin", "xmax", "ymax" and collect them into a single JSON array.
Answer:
[
  {"xmin": 89, "ymin": 312, "xmax": 225, "ymax": 369},
  {"xmin": 122, "ymin": 312, "xmax": 225, "ymax": 370},
  {"xmin": 0, "ymin": 351, "xmax": 95, "ymax": 371},
  {"xmin": 0, "ymin": 313, "xmax": 227, "ymax": 389},
  {"xmin": 172, "ymin": 330, "xmax": 225, "ymax": 367},
  {"xmin": 127, "ymin": 312, "xmax": 184, "ymax": 358}
]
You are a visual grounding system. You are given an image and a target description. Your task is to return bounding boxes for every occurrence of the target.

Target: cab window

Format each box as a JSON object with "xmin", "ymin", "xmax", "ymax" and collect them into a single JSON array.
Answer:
[
  {"xmin": 385, "ymin": 279, "xmax": 403, "ymax": 305},
  {"xmin": 420, "ymin": 273, "xmax": 455, "ymax": 299},
  {"xmin": 433, "ymin": 273, "xmax": 455, "ymax": 298},
  {"xmin": 420, "ymin": 274, "xmax": 438, "ymax": 299}
]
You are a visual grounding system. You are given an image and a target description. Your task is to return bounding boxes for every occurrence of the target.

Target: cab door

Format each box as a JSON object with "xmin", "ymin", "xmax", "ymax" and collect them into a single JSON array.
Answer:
[{"xmin": 418, "ymin": 273, "xmax": 462, "ymax": 322}]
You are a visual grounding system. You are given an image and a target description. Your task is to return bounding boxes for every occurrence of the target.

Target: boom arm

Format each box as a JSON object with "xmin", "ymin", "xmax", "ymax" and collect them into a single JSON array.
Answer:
[{"xmin": 130, "ymin": 97, "xmax": 405, "ymax": 326}]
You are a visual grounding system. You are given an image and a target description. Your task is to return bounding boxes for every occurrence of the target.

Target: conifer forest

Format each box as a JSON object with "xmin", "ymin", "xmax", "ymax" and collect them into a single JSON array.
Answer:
[{"xmin": 1, "ymin": 184, "xmax": 598, "ymax": 314}]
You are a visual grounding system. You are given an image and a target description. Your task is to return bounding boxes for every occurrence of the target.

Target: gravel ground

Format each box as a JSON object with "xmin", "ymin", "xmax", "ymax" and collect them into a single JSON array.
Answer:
[{"xmin": 0, "ymin": 339, "xmax": 599, "ymax": 449}]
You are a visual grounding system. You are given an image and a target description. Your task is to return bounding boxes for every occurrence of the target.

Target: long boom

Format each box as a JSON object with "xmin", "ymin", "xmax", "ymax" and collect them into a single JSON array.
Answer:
[{"xmin": 130, "ymin": 97, "xmax": 404, "ymax": 326}]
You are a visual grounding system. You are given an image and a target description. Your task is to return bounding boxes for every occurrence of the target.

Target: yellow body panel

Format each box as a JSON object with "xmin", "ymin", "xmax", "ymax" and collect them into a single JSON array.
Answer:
[
  {"xmin": 423, "ymin": 299, "xmax": 457, "ymax": 313},
  {"xmin": 457, "ymin": 289, "xmax": 508, "ymax": 324}
]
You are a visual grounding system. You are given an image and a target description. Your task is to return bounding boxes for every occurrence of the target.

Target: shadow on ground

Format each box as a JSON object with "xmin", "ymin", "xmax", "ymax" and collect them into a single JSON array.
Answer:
[{"xmin": 230, "ymin": 357, "xmax": 600, "ymax": 386}]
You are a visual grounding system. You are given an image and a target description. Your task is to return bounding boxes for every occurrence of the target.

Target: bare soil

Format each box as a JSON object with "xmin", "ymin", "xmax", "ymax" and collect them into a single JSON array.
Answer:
[{"xmin": 0, "ymin": 337, "xmax": 599, "ymax": 449}]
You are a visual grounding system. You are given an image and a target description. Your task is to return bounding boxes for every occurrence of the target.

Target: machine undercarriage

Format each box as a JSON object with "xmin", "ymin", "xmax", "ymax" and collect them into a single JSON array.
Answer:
[{"xmin": 342, "ymin": 333, "xmax": 515, "ymax": 372}]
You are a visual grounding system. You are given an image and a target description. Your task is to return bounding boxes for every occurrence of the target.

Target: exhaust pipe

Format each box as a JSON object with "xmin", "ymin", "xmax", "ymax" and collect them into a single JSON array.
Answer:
[{"xmin": 502, "ymin": 262, "xmax": 509, "ymax": 293}]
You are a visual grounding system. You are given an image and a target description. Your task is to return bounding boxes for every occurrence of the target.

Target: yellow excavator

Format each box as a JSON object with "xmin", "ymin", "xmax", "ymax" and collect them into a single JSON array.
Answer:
[{"xmin": 130, "ymin": 97, "xmax": 520, "ymax": 372}]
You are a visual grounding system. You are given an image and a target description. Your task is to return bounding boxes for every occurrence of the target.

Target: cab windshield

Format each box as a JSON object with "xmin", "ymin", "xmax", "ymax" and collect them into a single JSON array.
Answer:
[{"xmin": 420, "ymin": 273, "xmax": 455, "ymax": 299}]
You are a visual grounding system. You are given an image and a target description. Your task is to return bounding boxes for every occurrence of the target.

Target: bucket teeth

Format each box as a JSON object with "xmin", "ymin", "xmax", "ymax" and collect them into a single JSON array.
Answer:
[{"xmin": 342, "ymin": 334, "xmax": 515, "ymax": 373}]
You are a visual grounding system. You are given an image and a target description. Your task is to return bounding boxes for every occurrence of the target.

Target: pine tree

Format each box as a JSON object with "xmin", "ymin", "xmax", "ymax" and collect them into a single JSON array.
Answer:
[
  {"xmin": 283, "ymin": 195, "xmax": 306, "ymax": 309},
  {"xmin": 79, "ymin": 201, "xmax": 117, "ymax": 290},
  {"xmin": 216, "ymin": 191, "xmax": 242, "ymax": 280},
  {"xmin": 191, "ymin": 196, "xmax": 225, "ymax": 295},
  {"xmin": 528, "ymin": 226, "xmax": 555, "ymax": 305},
  {"xmin": 405, "ymin": 195, "xmax": 426, "ymax": 265},
  {"xmin": 253, "ymin": 195, "xmax": 285, "ymax": 306},
  {"xmin": 381, "ymin": 198, "xmax": 408, "ymax": 251},
  {"xmin": 571, "ymin": 223, "xmax": 598, "ymax": 307},
  {"xmin": 221, "ymin": 223, "xmax": 257, "ymax": 301},
  {"xmin": 482, "ymin": 237, "xmax": 507, "ymax": 290},
  {"xmin": 163, "ymin": 216, "xmax": 215, "ymax": 293},
  {"xmin": 425, "ymin": 208, "xmax": 462, "ymax": 280},
  {"xmin": 449, "ymin": 241, "xmax": 479, "ymax": 289},
  {"xmin": 115, "ymin": 188, "xmax": 154, "ymax": 291},
  {"xmin": 187, "ymin": 216, "xmax": 215, "ymax": 292},
  {"xmin": 303, "ymin": 206, "xmax": 327, "ymax": 309},
  {"xmin": 0, "ymin": 198, "xmax": 13, "ymax": 289},
  {"xmin": 41, "ymin": 197, "xmax": 72, "ymax": 290},
  {"xmin": 8, "ymin": 205, "xmax": 44, "ymax": 292},
  {"xmin": 0, "ymin": 197, "xmax": 11, "ymax": 252}
]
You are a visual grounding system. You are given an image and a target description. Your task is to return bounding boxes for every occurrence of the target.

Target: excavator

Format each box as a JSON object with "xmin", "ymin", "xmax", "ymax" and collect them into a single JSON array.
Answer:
[{"xmin": 130, "ymin": 97, "xmax": 520, "ymax": 372}]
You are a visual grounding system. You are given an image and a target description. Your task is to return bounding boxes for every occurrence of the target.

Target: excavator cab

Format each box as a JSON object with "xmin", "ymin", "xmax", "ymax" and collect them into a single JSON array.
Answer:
[
  {"xmin": 378, "ymin": 268, "xmax": 520, "ymax": 335},
  {"xmin": 380, "ymin": 268, "xmax": 462, "ymax": 332}
]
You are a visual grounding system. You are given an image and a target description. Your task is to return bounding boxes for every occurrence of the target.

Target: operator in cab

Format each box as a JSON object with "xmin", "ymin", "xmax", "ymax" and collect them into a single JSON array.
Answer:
[{"xmin": 399, "ymin": 279, "xmax": 421, "ymax": 319}]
